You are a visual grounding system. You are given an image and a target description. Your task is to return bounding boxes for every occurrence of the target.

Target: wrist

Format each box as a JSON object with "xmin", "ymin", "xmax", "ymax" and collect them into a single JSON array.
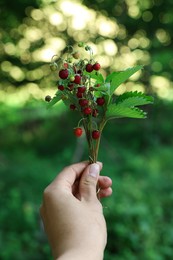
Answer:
[{"xmin": 55, "ymin": 248, "xmax": 104, "ymax": 260}]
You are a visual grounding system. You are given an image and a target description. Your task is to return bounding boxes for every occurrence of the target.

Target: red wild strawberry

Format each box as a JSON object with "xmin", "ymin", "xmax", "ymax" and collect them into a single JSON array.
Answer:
[
  {"xmin": 74, "ymin": 74, "xmax": 81, "ymax": 84},
  {"xmin": 74, "ymin": 127, "xmax": 83, "ymax": 137},
  {"xmin": 86, "ymin": 64, "xmax": 93, "ymax": 73},
  {"xmin": 79, "ymin": 99, "xmax": 89, "ymax": 107},
  {"xmin": 92, "ymin": 130, "xmax": 100, "ymax": 139},
  {"xmin": 59, "ymin": 69, "xmax": 69, "ymax": 79},
  {"xmin": 63, "ymin": 63, "xmax": 68, "ymax": 68},
  {"xmin": 95, "ymin": 83, "xmax": 100, "ymax": 87},
  {"xmin": 76, "ymin": 92, "xmax": 83, "ymax": 98},
  {"xmin": 70, "ymin": 104, "xmax": 76, "ymax": 110},
  {"xmin": 96, "ymin": 97, "xmax": 105, "ymax": 106},
  {"xmin": 77, "ymin": 86, "xmax": 86, "ymax": 93},
  {"xmin": 58, "ymin": 85, "xmax": 64, "ymax": 91},
  {"xmin": 77, "ymin": 69, "xmax": 82, "ymax": 74},
  {"xmin": 83, "ymin": 107, "xmax": 92, "ymax": 115},
  {"xmin": 68, "ymin": 83, "xmax": 74, "ymax": 90},
  {"xmin": 93, "ymin": 62, "xmax": 101, "ymax": 71}
]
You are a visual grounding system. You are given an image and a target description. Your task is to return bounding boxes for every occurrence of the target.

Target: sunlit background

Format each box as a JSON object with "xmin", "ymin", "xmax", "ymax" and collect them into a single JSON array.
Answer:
[
  {"xmin": 1, "ymin": 0, "xmax": 173, "ymax": 259},
  {"xmin": 1, "ymin": 0, "xmax": 173, "ymax": 105}
]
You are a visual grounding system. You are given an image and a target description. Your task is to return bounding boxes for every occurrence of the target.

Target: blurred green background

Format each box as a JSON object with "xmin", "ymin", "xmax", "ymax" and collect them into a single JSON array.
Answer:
[{"xmin": 0, "ymin": 0, "xmax": 173, "ymax": 259}]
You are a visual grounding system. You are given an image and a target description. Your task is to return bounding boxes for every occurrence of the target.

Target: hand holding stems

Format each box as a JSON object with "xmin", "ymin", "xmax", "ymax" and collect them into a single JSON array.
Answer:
[{"xmin": 40, "ymin": 161, "xmax": 112, "ymax": 260}]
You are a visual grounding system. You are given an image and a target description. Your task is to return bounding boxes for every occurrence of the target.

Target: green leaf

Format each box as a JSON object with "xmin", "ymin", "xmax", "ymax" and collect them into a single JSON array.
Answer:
[
  {"xmin": 116, "ymin": 91, "xmax": 154, "ymax": 107},
  {"xmin": 84, "ymin": 70, "xmax": 104, "ymax": 83},
  {"xmin": 106, "ymin": 65, "xmax": 143, "ymax": 95},
  {"xmin": 46, "ymin": 91, "xmax": 62, "ymax": 109},
  {"xmin": 106, "ymin": 104, "xmax": 147, "ymax": 119},
  {"xmin": 93, "ymin": 83, "xmax": 111, "ymax": 94}
]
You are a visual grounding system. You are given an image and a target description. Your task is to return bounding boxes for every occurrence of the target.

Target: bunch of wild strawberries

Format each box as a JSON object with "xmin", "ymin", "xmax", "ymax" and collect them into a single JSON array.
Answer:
[{"xmin": 45, "ymin": 42, "xmax": 106, "ymax": 148}]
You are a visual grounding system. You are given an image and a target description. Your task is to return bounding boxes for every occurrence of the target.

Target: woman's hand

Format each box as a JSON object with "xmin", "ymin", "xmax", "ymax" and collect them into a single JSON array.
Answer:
[{"xmin": 40, "ymin": 161, "xmax": 112, "ymax": 260}]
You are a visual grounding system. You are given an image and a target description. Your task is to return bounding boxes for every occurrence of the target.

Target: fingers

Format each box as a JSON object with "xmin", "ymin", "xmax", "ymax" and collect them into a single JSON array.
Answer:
[
  {"xmin": 50, "ymin": 161, "xmax": 89, "ymax": 191},
  {"xmin": 46, "ymin": 161, "xmax": 112, "ymax": 201},
  {"xmin": 79, "ymin": 163, "xmax": 101, "ymax": 202},
  {"xmin": 98, "ymin": 187, "xmax": 112, "ymax": 198},
  {"xmin": 97, "ymin": 176, "xmax": 113, "ymax": 198},
  {"xmin": 98, "ymin": 176, "xmax": 112, "ymax": 190}
]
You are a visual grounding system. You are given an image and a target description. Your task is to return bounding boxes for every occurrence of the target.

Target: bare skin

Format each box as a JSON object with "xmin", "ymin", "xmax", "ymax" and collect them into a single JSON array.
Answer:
[{"xmin": 40, "ymin": 161, "xmax": 112, "ymax": 260}]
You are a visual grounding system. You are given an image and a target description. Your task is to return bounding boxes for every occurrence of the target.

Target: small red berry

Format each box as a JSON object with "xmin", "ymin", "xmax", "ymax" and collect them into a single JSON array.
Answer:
[
  {"xmin": 68, "ymin": 83, "xmax": 74, "ymax": 90},
  {"xmin": 58, "ymin": 85, "xmax": 64, "ymax": 91},
  {"xmin": 74, "ymin": 74, "xmax": 81, "ymax": 84},
  {"xmin": 70, "ymin": 104, "xmax": 76, "ymax": 110},
  {"xmin": 96, "ymin": 97, "xmax": 105, "ymax": 106},
  {"xmin": 77, "ymin": 86, "xmax": 86, "ymax": 93},
  {"xmin": 76, "ymin": 92, "xmax": 83, "ymax": 98},
  {"xmin": 45, "ymin": 95, "xmax": 52, "ymax": 102},
  {"xmin": 63, "ymin": 63, "xmax": 68, "ymax": 68},
  {"xmin": 86, "ymin": 64, "xmax": 93, "ymax": 73},
  {"xmin": 77, "ymin": 69, "xmax": 82, "ymax": 74},
  {"xmin": 59, "ymin": 69, "xmax": 69, "ymax": 79},
  {"xmin": 95, "ymin": 83, "xmax": 100, "ymax": 87},
  {"xmin": 74, "ymin": 127, "xmax": 83, "ymax": 137},
  {"xmin": 67, "ymin": 57, "xmax": 73, "ymax": 63},
  {"xmin": 92, "ymin": 130, "xmax": 100, "ymax": 139},
  {"xmin": 93, "ymin": 62, "xmax": 101, "ymax": 71},
  {"xmin": 83, "ymin": 107, "xmax": 92, "ymax": 115},
  {"xmin": 79, "ymin": 99, "xmax": 89, "ymax": 107}
]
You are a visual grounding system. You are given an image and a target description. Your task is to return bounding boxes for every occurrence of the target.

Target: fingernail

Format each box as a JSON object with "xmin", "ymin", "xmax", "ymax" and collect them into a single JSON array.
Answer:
[{"xmin": 89, "ymin": 163, "xmax": 100, "ymax": 178}]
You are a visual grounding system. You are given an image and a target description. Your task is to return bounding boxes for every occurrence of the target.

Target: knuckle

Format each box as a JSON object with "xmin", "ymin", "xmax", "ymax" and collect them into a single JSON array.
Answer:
[{"xmin": 83, "ymin": 176, "xmax": 96, "ymax": 187}]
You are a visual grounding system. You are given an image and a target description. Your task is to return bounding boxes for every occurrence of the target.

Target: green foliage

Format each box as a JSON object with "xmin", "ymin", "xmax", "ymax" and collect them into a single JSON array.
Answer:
[
  {"xmin": 106, "ymin": 105, "xmax": 146, "ymax": 119},
  {"xmin": 1, "ymin": 100, "xmax": 173, "ymax": 259},
  {"xmin": 106, "ymin": 66, "xmax": 143, "ymax": 96},
  {"xmin": 106, "ymin": 92, "xmax": 154, "ymax": 119}
]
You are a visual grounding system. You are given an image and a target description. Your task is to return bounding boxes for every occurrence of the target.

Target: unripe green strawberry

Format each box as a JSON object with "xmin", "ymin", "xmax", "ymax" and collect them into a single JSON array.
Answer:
[
  {"xmin": 50, "ymin": 62, "xmax": 58, "ymax": 71},
  {"xmin": 78, "ymin": 41, "xmax": 84, "ymax": 47},
  {"xmin": 67, "ymin": 57, "xmax": 73, "ymax": 63},
  {"xmin": 70, "ymin": 76, "xmax": 75, "ymax": 82}
]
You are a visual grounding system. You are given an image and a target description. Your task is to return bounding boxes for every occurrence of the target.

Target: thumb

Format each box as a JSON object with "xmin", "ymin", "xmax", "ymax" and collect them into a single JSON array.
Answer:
[{"xmin": 79, "ymin": 163, "xmax": 100, "ymax": 202}]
